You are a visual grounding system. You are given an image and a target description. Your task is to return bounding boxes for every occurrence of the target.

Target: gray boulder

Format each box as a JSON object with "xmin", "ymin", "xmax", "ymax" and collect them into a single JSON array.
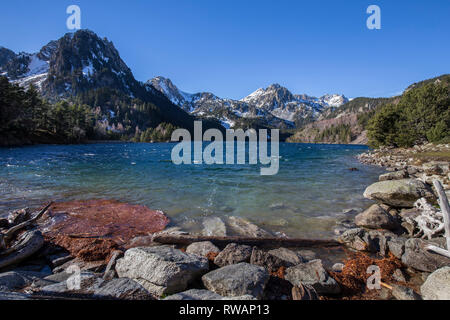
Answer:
[
  {"xmin": 40, "ymin": 271, "xmax": 101, "ymax": 294},
  {"xmin": 285, "ymin": 259, "xmax": 341, "ymax": 295},
  {"xmin": 379, "ymin": 170, "xmax": 409, "ymax": 181},
  {"xmin": 267, "ymin": 247, "xmax": 306, "ymax": 265},
  {"xmin": 186, "ymin": 241, "xmax": 220, "ymax": 257},
  {"xmin": 250, "ymin": 247, "xmax": 305, "ymax": 272},
  {"xmin": 402, "ymin": 238, "xmax": 450, "ymax": 272},
  {"xmin": 392, "ymin": 284, "xmax": 421, "ymax": 300},
  {"xmin": 0, "ymin": 271, "xmax": 33, "ymax": 291},
  {"xmin": 115, "ymin": 246, "xmax": 209, "ymax": 296},
  {"xmin": 421, "ymin": 266, "xmax": 450, "ymax": 300},
  {"xmin": 164, "ymin": 289, "xmax": 256, "ymax": 300},
  {"xmin": 214, "ymin": 243, "xmax": 252, "ymax": 267},
  {"xmin": 0, "ymin": 271, "xmax": 48, "ymax": 291},
  {"xmin": 363, "ymin": 179, "xmax": 435, "ymax": 207},
  {"xmin": 93, "ymin": 278, "xmax": 153, "ymax": 300},
  {"xmin": 164, "ymin": 289, "xmax": 224, "ymax": 300},
  {"xmin": 387, "ymin": 237, "xmax": 406, "ymax": 259},
  {"xmin": 332, "ymin": 263, "xmax": 345, "ymax": 273},
  {"xmin": 392, "ymin": 269, "xmax": 406, "ymax": 282},
  {"xmin": 250, "ymin": 248, "xmax": 286, "ymax": 273},
  {"xmin": 202, "ymin": 263, "xmax": 269, "ymax": 299},
  {"xmin": 355, "ymin": 204, "xmax": 398, "ymax": 230},
  {"xmin": 338, "ymin": 228, "xmax": 392, "ymax": 254}
]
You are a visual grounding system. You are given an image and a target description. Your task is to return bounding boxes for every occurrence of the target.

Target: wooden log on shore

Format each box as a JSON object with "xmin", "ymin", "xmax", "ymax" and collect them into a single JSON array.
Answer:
[
  {"xmin": 426, "ymin": 180, "xmax": 450, "ymax": 258},
  {"xmin": 2, "ymin": 202, "xmax": 52, "ymax": 246},
  {"xmin": 152, "ymin": 234, "xmax": 342, "ymax": 249}
]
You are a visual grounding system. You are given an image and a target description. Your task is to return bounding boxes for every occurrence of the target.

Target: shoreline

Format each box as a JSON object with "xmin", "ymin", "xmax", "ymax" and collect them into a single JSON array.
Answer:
[{"xmin": 1, "ymin": 144, "xmax": 449, "ymax": 300}]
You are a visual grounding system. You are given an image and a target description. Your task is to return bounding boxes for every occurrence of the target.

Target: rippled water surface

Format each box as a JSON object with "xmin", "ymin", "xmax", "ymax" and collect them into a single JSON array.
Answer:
[{"xmin": 0, "ymin": 143, "xmax": 384, "ymax": 238}]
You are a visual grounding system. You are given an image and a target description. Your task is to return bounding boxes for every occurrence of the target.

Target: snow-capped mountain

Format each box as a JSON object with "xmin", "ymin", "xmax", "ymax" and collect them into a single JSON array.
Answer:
[
  {"xmin": 0, "ymin": 42, "xmax": 57, "ymax": 90},
  {"xmin": 1, "ymin": 30, "xmax": 148, "ymax": 100},
  {"xmin": 150, "ymin": 77, "xmax": 349, "ymax": 128},
  {"xmin": 0, "ymin": 30, "xmax": 203, "ymax": 133},
  {"xmin": 148, "ymin": 77, "xmax": 295, "ymax": 129}
]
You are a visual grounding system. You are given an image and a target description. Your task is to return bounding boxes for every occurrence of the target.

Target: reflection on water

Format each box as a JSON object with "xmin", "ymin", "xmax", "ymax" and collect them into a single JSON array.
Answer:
[{"xmin": 0, "ymin": 142, "xmax": 384, "ymax": 238}]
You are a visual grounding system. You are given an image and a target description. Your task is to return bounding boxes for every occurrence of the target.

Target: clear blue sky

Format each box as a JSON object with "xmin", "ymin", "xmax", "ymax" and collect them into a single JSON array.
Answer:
[{"xmin": 1, "ymin": 0, "xmax": 449, "ymax": 99}]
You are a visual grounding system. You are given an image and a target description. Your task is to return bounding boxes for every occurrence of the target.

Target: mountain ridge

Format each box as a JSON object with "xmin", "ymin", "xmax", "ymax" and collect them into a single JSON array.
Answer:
[{"xmin": 150, "ymin": 76, "xmax": 349, "ymax": 129}]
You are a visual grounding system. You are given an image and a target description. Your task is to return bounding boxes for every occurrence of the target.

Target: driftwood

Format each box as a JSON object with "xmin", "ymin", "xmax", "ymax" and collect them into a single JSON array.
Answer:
[
  {"xmin": 152, "ymin": 234, "xmax": 342, "ymax": 249},
  {"xmin": 0, "ymin": 202, "xmax": 52, "ymax": 269},
  {"xmin": 1, "ymin": 202, "xmax": 53, "ymax": 248},
  {"xmin": 0, "ymin": 230, "xmax": 44, "ymax": 269},
  {"xmin": 426, "ymin": 180, "xmax": 450, "ymax": 258}
]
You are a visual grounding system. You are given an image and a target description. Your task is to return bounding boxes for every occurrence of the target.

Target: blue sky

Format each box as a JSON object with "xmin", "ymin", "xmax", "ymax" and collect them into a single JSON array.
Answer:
[{"xmin": 1, "ymin": 0, "xmax": 449, "ymax": 99}]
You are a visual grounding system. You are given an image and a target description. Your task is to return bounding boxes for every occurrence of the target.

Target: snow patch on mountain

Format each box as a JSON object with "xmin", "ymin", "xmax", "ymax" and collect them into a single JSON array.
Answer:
[{"xmin": 150, "ymin": 77, "xmax": 349, "ymax": 128}]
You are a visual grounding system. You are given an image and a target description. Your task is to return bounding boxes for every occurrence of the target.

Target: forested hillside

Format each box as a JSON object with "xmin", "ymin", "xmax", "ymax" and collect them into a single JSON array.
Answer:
[
  {"xmin": 0, "ymin": 76, "xmax": 93, "ymax": 146},
  {"xmin": 288, "ymin": 75, "xmax": 449, "ymax": 146}
]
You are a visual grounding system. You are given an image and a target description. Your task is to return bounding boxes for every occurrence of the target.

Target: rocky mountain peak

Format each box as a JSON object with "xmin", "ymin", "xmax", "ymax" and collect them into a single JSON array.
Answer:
[
  {"xmin": 38, "ymin": 29, "xmax": 139, "ymax": 98},
  {"xmin": 0, "ymin": 47, "xmax": 17, "ymax": 70}
]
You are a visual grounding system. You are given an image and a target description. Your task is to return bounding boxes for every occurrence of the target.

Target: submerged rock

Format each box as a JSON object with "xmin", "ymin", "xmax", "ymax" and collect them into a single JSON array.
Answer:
[
  {"xmin": 202, "ymin": 263, "xmax": 269, "ymax": 299},
  {"xmin": 42, "ymin": 200, "xmax": 170, "ymax": 263},
  {"xmin": 285, "ymin": 259, "xmax": 341, "ymax": 295},
  {"xmin": 202, "ymin": 217, "xmax": 227, "ymax": 236},
  {"xmin": 421, "ymin": 266, "xmax": 450, "ymax": 300},
  {"xmin": 115, "ymin": 246, "xmax": 209, "ymax": 296},
  {"xmin": 227, "ymin": 216, "xmax": 272, "ymax": 237},
  {"xmin": 363, "ymin": 179, "xmax": 435, "ymax": 207}
]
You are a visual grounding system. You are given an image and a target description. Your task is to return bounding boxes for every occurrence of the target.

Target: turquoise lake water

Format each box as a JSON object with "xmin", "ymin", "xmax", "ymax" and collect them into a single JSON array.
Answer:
[{"xmin": 0, "ymin": 143, "xmax": 385, "ymax": 238}]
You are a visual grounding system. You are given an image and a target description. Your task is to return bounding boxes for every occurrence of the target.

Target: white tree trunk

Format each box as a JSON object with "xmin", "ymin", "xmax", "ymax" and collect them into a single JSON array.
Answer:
[{"xmin": 426, "ymin": 180, "xmax": 450, "ymax": 258}]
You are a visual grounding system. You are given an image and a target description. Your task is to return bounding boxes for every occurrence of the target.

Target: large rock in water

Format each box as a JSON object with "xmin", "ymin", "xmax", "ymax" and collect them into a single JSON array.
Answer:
[
  {"xmin": 202, "ymin": 217, "xmax": 227, "ymax": 236},
  {"xmin": 227, "ymin": 216, "xmax": 272, "ymax": 237},
  {"xmin": 401, "ymin": 238, "xmax": 450, "ymax": 272},
  {"xmin": 363, "ymin": 179, "xmax": 435, "ymax": 207},
  {"xmin": 285, "ymin": 260, "xmax": 341, "ymax": 295},
  {"xmin": 202, "ymin": 263, "xmax": 269, "ymax": 299},
  {"xmin": 354, "ymin": 204, "xmax": 398, "ymax": 230},
  {"xmin": 115, "ymin": 246, "xmax": 209, "ymax": 296},
  {"xmin": 421, "ymin": 267, "xmax": 450, "ymax": 300}
]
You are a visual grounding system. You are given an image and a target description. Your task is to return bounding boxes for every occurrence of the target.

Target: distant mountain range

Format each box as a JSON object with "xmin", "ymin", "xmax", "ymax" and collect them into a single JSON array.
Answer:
[
  {"xmin": 150, "ymin": 76, "xmax": 349, "ymax": 129},
  {"xmin": 0, "ymin": 30, "xmax": 213, "ymax": 136},
  {"xmin": 0, "ymin": 29, "xmax": 446, "ymax": 145},
  {"xmin": 0, "ymin": 29, "xmax": 349, "ymax": 134}
]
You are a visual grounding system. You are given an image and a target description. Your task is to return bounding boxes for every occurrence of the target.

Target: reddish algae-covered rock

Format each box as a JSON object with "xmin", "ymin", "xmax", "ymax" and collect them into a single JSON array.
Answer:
[{"xmin": 42, "ymin": 199, "xmax": 170, "ymax": 261}]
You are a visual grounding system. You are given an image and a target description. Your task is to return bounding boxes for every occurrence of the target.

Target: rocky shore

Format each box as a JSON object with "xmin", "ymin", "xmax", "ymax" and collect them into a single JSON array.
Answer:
[{"xmin": 0, "ymin": 143, "xmax": 449, "ymax": 300}]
